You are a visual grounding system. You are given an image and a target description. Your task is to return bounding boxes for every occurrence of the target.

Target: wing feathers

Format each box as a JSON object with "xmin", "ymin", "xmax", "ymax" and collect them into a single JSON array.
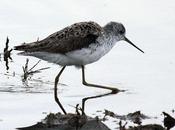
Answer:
[{"xmin": 14, "ymin": 21, "xmax": 103, "ymax": 54}]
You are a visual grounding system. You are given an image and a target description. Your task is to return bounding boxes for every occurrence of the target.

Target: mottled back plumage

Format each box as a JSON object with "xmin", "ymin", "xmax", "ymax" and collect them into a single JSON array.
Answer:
[{"xmin": 14, "ymin": 21, "xmax": 103, "ymax": 54}]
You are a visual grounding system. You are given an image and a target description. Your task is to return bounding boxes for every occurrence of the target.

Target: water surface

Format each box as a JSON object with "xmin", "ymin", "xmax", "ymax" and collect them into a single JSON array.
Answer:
[{"xmin": 0, "ymin": 0, "xmax": 175, "ymax": 129}]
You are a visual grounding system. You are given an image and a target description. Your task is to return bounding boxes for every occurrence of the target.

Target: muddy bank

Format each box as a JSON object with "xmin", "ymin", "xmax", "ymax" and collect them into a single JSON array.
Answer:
[
  {"xmin": 17, "ymin": 113, "xmax": 110, "ymax": 130},
  {"xmin": 17, "ymin": 112, "xmax": 168, "ymax": 130}
]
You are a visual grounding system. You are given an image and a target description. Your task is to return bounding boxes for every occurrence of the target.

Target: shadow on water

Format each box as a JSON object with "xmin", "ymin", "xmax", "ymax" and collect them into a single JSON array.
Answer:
[{"xmin": 0, "ymin": 73, "xmax": 64, "ymax": 93}]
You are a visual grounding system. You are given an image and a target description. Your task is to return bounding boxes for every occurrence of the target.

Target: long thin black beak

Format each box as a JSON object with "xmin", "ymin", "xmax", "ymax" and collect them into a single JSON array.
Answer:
[{"xmin": 124, "ymin": 37, "xmax": 144, "ymax": 53}]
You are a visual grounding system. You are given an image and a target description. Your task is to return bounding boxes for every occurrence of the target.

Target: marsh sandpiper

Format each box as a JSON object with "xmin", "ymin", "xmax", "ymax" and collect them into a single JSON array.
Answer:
[{"xmin": 14, "ymin": 21, "xmax": 144, "ymax": 114}]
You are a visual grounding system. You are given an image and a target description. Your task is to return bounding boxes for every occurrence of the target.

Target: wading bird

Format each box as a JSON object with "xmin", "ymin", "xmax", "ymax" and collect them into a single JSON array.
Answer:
[{"xmin": 14, "ymin": 21, "xmax": 144, "ymax": 114}]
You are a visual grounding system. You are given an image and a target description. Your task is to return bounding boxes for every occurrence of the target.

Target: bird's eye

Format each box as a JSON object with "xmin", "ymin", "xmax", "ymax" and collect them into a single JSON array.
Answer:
[
  {"xmin": 119, "ymin": 29, "xmax": 125, "ymax": 34},
  {"xmin": 118, "ymin": 24, "xmax": 126, "ymax": 34}
]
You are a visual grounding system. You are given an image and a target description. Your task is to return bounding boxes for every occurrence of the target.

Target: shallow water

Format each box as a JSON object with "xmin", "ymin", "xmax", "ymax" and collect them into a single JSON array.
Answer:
[{"xmin": 0, "ymin": 0, "xmax": 175, "ymax": 130}]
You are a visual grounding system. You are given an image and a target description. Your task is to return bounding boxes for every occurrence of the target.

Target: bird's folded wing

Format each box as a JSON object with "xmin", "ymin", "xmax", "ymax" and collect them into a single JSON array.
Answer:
[{"xmin": 14, "ymin": 21, "xmax": 103, "ymax": 54}]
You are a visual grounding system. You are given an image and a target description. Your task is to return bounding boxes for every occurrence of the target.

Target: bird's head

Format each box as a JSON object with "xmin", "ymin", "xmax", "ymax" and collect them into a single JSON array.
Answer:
[{"xmin": 104, "ymin": 22, "xmax": 144, "ymax": 53}]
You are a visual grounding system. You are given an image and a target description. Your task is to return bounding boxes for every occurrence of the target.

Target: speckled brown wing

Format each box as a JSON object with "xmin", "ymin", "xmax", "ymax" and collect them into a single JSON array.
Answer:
[{"xmin": 14, "ymin": 21, "xmax": 103, "ymax": 54}]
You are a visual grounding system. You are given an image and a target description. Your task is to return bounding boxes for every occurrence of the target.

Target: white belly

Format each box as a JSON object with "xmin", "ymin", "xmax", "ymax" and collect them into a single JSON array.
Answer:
[
  {"xmin": 66, "ymin": 45, "xmax": 105, "ymax": 65},
  {"xmin": 66, "ymin": 41, "xmax": 115, "ymax": 65},
  {"xmin": 22, "ymin": 42, "xmax": 114, "ymax": 66}
]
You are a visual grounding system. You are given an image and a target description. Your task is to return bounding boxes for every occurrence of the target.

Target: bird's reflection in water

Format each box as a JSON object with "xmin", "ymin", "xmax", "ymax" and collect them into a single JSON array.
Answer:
[
  {"xmin": 81, "ymin": 89, "xmax": 120, "ymax": 114},
  {"xmin": 17, "ymin": 89, "xmax": 121, "ymax": 130},
  {"xmin": 3, "ymin": 51, "xmax": 12, "ymax": 71}
]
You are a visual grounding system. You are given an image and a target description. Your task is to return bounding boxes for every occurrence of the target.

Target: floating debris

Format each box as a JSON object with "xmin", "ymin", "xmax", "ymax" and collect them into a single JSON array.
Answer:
[
  {"xmin": 68, "ymin": 104, "xmax": 85, "ymax": 116},
  {"xmin": 3, "ymin": 37, "xmax": 13, "ymax": 70},
  {"xmin": 103, "ymin": 109, "xmax": 116, "ymax": 119},
  {"xmin": 75, "ymin": 104, "xmax": 81, "ymax": 115},
  {"xmin": 126, "ymin": 111, "xmax": 143, "ymax": 125},
  {"xmin": 102, "ymin": 110, "xmax": 151, "ymax": 126},
  {"xmin": 3, "ymin": 37, "xmax": 12, "ymax": 58}
]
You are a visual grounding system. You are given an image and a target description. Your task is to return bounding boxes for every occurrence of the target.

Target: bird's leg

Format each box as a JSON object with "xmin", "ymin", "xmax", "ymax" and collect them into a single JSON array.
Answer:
[
  {"xmin": 81, "ymin": 65, "xmax": 119, "ymax": 94},
  {"xmin": 54, "ymin": 66, "xmax": 67, "ymax": 115},
  {"xmin": 81, "ymin": 65, "xmax": 120, "ymax": 114}
]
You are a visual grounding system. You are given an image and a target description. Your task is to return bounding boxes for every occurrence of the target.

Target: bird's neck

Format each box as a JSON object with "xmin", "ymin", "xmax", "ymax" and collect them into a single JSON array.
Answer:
[
  {"xmin": 98, "ymin": 31, "xmax": 119, "ymax": 47},
  {"xmin": 102, "ymin": 25, "xmax": 121, "ymax": 43}
]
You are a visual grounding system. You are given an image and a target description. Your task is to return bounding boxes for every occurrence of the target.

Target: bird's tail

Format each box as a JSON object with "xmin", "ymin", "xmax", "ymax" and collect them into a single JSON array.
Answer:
[
  {"xmin": 14, "ymin": 44, "xmax": 28, "ymax": 51},
  {"xmin": 14, "ymin": 41, "xmax": 39, "ymax": 52}
]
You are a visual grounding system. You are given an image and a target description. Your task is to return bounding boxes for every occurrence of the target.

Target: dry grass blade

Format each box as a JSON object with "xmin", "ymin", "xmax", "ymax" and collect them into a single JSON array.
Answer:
[{"xmin": 22, "ymin": 58, "xmax": 50, "ymax": 82}]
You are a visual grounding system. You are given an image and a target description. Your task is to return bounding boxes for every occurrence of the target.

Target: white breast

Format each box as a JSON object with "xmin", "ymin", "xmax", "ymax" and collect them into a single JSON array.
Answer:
[{"xmin": 65, "ymin": 35, "xmax": 117, "ymax": 65}]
